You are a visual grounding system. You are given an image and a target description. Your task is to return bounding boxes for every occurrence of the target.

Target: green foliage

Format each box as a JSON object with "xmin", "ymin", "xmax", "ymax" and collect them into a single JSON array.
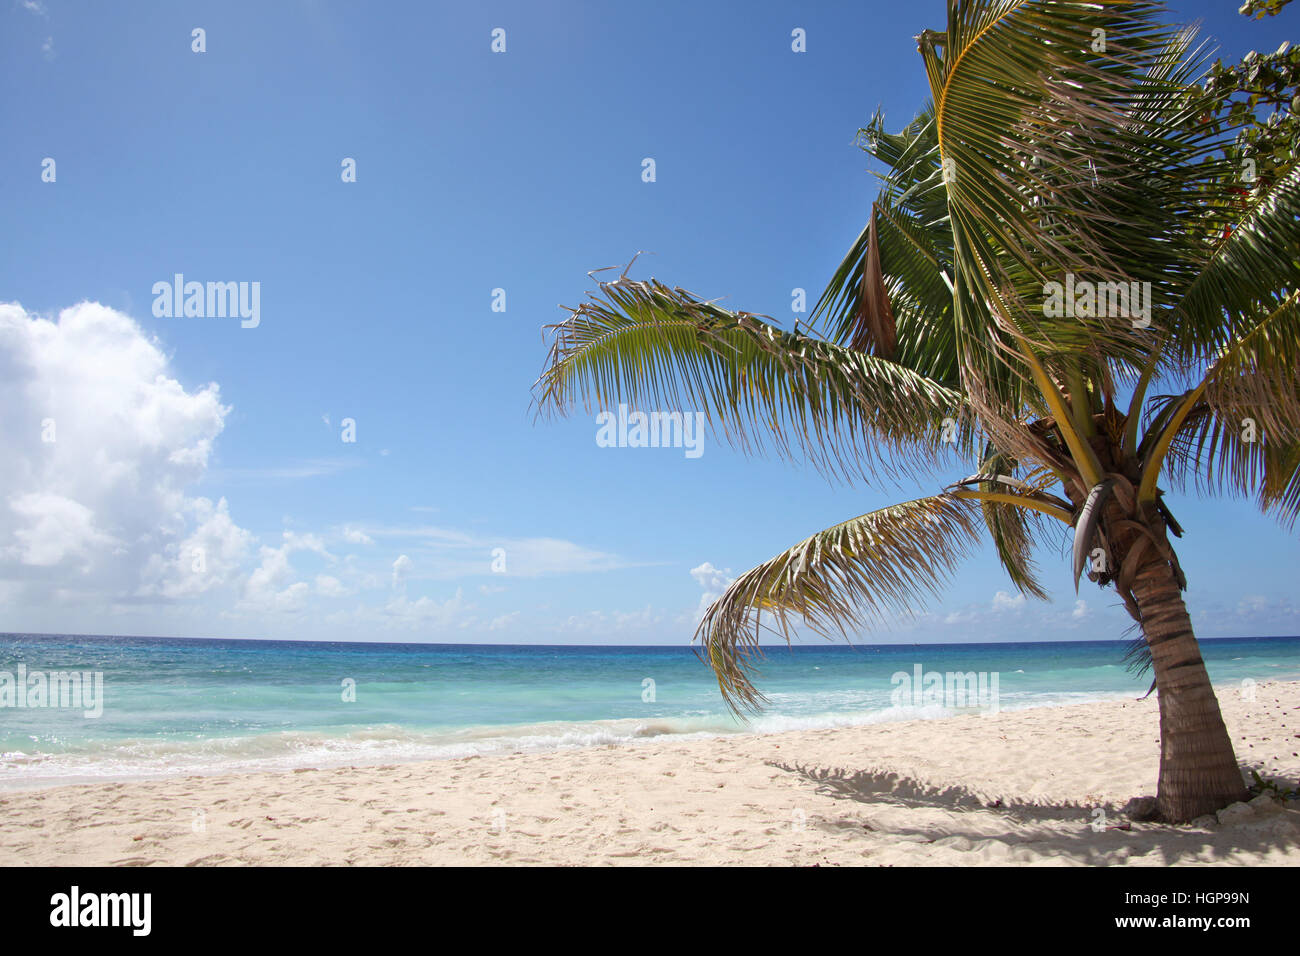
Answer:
[
  {"xmin": 1239, "ymin": 0, "xmax": 1291, "ymax": 22},
  {"xmin": 1203, "ymin": 1, "xmax": 1298, "ymax": 190},
  {"xmin": 1247, "ymin": 768, "xmax": 1299, "ymax": 800}
]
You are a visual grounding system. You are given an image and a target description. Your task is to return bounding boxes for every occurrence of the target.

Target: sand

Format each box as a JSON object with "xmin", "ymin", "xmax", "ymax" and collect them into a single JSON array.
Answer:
[{"xmin": 2, "ymin": 680, "xmax": 1298, "ymax": 866}]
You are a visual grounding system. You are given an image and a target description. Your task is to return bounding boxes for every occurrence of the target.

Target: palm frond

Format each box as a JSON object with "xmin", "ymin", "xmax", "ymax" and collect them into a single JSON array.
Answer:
[
  {"xmin": 1138, "ymin": 290, "xmax": 1300, "ymax": 504},
  {"xmin": 811, "ymin": 105, "xmax": 957, "ymax": 382},
  {"xmin": 534, "ymin": 277, "xmax": 970, "ymax": 482},
  {"xmin": 1171, "ymin": 162, "xmax": 1300, "ymax": 370},
  {"xmin": 1149, "ymin": 392, "xmax": 1300, "ymax": 530},
  {"xmin": 695, "ymin": 494, "xmax": 985, "ymax": 711},
  {"xmin": 974, "ymin": 449, "xmax": 1056, "ymax": 600}
]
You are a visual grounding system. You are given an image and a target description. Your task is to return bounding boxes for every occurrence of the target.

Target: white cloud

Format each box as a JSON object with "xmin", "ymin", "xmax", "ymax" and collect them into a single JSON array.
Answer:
[
  {"xmin": 551, "ymin": 605, "xmax": 667, "ymax": 638},
  {"xmin": 139, "ymin": 497, "xmax": 252, "ymax": 598},
  {"xmin": 476, "ymin": 537, "xmax": 625, "ymax": 577},
  {"xmin": 690, "ymin": 561, "xmax": 732, "ymax": 592},
  {"xmin": 7, "ymin": 492, "xmax": 115, "ymax": 567},
  {"xmin": 240, "ymin": 532, "xmax": 330, "ymax": 612},
  {"xmin": 342, "ymin": 525, "xmax": 373, "ymax": 545},
  {"xmin": 208, "ymin": 458, "xmax": 359, "ymax": 481},
  {"xmin": 1237, "ymin": 594, "xmax": 1270, "ymax": 616},
  {"xmin": 381, "ymin": 589, "xmax": 469, "ymax": 629},
  {"xmin": 0, "ymin": 302, "xmax": 237, "ymax": 604},
  {"xmin": 391, "ymin": 553, "xmax": 412, "ymax": 589},
  {"xmin": 315, "ymin": 574, "xmax": 352, "ymax": 598},
  {"xmin": 1071, "ymin": 599, "xmax": 1089, "ymax": 621},
  {"xmin": 690, "ymin": 560, "xmax": 734, "ymax": 617},
  {"xmin": 992, "ymin": 590, "xmax": 1027, "ymax": 613},
  {"xmin": 339, "ymin": 523, "xmax": 635, "ymax": 579}
]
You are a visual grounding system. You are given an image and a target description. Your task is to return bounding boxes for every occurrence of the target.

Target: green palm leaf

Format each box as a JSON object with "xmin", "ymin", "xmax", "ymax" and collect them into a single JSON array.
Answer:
[
  {"xmin": 696, "ymin": 494, "xmax": 986, "ymax": 712},
  {"xmin": 534, "ymin": 276, "xmax": 971, "ymax": 482}
]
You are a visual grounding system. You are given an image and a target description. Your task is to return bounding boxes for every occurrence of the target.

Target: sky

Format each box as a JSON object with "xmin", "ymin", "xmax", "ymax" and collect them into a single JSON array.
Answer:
[{"xmin": 1, "ymin": 0, "xmax": 1298, "ymax": 646}]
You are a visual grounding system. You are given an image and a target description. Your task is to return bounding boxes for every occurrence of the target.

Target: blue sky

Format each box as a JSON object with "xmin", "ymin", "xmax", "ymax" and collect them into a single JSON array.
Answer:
[{"xmin": 2, "ymin": 0, "xmax": 1297, "ymax": 645}]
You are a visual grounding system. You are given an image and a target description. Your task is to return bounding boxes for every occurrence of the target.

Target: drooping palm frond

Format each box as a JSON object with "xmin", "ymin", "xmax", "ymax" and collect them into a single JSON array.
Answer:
[
  {"xmin": 696, "ymin": 494, "xmax": 987, "ymax": 712},
  {"xmin": 811, "ymin": 104, "xmax": 956, "ymax": 378},
  {"xmin": 1197, "ymin": 291, "xmax": 1300, "ymax": 448},
  {"xmin": 852, "ymin": 207, "xmax": 899, "ymax": 357},
  {"xmin": 1121, "ymin": 618, "xmax": 1156, "ymax": 683},
  {"xmin": 979, "ymin": 496, "xmax": 1056, "ymax": 600},
  {"xmin": 1259, "ymin": 442, "xmax": 1300, "ymax": 528},
  {"xmin": 814, "ymin": 196, "xmax": 960, "ymax": 379},
  {"xmin": 1142, "ymin": 292, "xmax": 1300, "ymax": 528},
  {"xmin": 1139, "ymin": 290, "xmax": 1300, "ymax": 506},
  {"xmin": 1072, "ymin": 478, "xmax": 1118, "ymax": 592},
  {"xmin": 1150, "ymin": 396, "xmax": 1300, "ymax": 530},
  {"xmin": 968, "ymin": 448, "xmax": 1062, "ymax": 600},
  {"xmin": 533, "ymin": 277, "xmax": 973, "ymax": 482}
]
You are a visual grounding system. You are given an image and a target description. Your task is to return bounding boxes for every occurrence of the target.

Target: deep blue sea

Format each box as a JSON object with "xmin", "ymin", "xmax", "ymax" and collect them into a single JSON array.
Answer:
[{"xmin": 2, "ymin": 633, "xmax": 1298, "ymax": 790}]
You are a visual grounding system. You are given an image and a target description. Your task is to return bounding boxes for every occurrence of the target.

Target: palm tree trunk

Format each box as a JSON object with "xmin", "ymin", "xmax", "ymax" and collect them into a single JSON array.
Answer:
[{"xmin": 1130, "ymin": 553, "xmax": 1247, "ymax": 822}]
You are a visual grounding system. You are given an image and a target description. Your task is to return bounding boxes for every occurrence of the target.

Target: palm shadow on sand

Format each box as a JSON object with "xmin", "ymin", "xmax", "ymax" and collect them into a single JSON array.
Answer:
[{"xmin": 770, "ymin": 761, "xmax": 1300, "ymax": 865}]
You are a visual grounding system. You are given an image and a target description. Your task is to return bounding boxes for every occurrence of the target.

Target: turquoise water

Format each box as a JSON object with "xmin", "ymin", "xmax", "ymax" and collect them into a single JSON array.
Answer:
[{"xmin": 1, "ymin": 633, "xmax": 1298, "ymax": 789}]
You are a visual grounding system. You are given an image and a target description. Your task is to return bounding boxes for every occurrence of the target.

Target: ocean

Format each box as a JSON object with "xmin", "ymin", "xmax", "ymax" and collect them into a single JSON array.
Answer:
[{"xmin": 2, "ymin": 633, "xmax": 1298, "ymax": 791}]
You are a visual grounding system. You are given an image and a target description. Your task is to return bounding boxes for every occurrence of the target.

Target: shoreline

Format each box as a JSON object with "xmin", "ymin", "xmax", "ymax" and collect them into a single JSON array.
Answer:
[
  {"xmin": 0, "ymin": 687, "xmax": 1160, "ymax": 795},
  {"xmin": 2, "ymin": 680, "xmax": 1298, "ymax": 865}
]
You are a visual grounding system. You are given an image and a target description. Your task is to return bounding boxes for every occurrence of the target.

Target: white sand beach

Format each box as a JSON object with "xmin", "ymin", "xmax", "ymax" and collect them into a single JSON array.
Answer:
[{"xmin": 2, "ymin": 680, "xmax": 1298, "ymax": 866}]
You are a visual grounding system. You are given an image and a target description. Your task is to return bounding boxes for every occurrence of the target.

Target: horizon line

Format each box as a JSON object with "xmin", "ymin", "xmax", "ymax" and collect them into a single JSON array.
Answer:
[{"xmin": 2, "ymin": 631, "xmax": 1297, "ymax": 651}]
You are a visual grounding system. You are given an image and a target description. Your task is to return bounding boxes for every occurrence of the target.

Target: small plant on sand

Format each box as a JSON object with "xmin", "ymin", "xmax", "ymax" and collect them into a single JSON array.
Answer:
[{"xmin": 1247, "ymin": 769, "xmax": 1300, "ymax": 801}]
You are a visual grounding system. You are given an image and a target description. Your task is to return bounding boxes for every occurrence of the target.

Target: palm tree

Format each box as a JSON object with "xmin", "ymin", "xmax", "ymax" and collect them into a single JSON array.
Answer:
[{"xmin": 533, "ymin": 0, "xmax": 1299, "ymax": 823}]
